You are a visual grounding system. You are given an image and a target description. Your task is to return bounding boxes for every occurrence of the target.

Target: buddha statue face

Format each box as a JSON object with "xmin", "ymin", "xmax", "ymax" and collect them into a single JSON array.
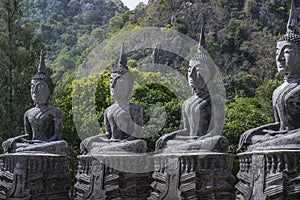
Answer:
[
  {"xmin": 110, "ymin": 72, "xmax": 133, "ymax": 101},
  {"xmin": 31, "ymin": 79, "xmax": 51, "ymax": 104},
  {"xmin": 276, "ymin": 41, "xmax": 300, "ymax": 77},
  {"xmin": 188, "ymin": 61, "xmax": 209, "ymax": 92}
]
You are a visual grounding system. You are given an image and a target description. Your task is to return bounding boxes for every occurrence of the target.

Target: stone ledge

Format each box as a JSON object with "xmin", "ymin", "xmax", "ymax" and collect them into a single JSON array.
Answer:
[
  {"xmin": 236, "ymin": 150, "xmax": 300, "ymax": 200},
  {"xmin": 75, "ymin": 154, "xmax": 153, "ymax": 200},
  {"xmin": 149, "ymin": 152, "xmax": 235, "ymax": 200},
  {"xmin": 0, "ymin": 153, "xmax": 70, "ymax": 200}
]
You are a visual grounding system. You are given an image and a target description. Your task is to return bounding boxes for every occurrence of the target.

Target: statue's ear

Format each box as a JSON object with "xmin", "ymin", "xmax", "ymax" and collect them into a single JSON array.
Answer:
[{"xmin": 48, "ymin": 94, "xmax": 52, "ymax": 103}]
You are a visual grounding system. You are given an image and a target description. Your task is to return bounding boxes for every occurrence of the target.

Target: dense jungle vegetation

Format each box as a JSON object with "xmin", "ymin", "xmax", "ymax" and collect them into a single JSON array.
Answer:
[{"xmin": 0, "ymin": 0, "xmax": 295, "ymax": 184}]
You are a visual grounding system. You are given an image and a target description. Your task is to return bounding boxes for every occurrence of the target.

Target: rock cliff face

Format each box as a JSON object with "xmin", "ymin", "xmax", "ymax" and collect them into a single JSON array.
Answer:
[
  {"xmin": 21, "ymin": 0, "xmax": 128, "ymax": 62},
  {"xmin": 133, "ymin": 0, "xmax": 290, "ymax": 75},
  {"xmin": 18, "ymin": 0, "xmax": 293, "ymax": 77}
]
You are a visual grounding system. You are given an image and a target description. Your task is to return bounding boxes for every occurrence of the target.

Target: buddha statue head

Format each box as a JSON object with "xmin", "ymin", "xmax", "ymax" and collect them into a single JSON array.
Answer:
[
  {"xmin": 31, "ymin": 51, "xmax": 54, "ymax": 104},
  {"xmin": 276, "ymin": 0, "xmax": 300, "ymax": 79},
  {"xmin": 110, "ymin": 43, "xmax": 134, "ymax": 102},
  {"xmin": 188, "ymin": 26, "xmax": 215, "ymax": 94}
]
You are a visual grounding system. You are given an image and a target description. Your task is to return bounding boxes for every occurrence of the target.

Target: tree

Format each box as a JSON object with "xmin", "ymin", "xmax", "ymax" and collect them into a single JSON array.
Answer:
[
  {"xmin": 0, "ymin": 0, "xmax": 43, "ymax": 146},
  {"xmin": 224, "ymin": 97, "xmax": 274, "ymax": 154}
]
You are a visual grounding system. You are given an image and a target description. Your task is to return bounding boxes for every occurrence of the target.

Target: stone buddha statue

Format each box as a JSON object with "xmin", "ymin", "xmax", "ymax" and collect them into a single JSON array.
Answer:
[
  {"xmin": 2, "ymin": 52, "xmax": 68, "ymax": 155},
  {"xmin": 238, "ymin": 0, "xmax": 300, "ymax": 151},
  {"xmin": 80, "ymin": 43, "xmax": 147, "ymax": 154},
  {"xmin": 155, "ymin": 28, "xmax": 228, "ymax": 153}
]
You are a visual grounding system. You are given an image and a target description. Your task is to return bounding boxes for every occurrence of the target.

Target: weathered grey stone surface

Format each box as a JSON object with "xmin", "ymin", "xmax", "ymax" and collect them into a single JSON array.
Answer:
[
  {"xmin": 150, "ymin": 28, "xmax": 234, "ymax": 200},
  {"xmin": 75, "ymin": 154, "xmax": 153, "ymax": 200},
  {"xmin": 155, "ymin": 26, "xmax": 228, "ymax": 154},
  {"xmin": 0, "ymin": 153, "xmax": 70, "ymax": 200},
  {"xmin": 0, "ymin": 51, "xmax": 70, "ymax": 199},
  {"xmin": 236, "ymin": 150, "xmax": 300, "ymax": 200},
  {"xmin": 148, "ymin": 153, "xmax": 235, "ymax": 200},
  {"xmin": 2, "ymin": 51, "xmax": 68, "ymax": 155},
  {"xmin": 238, "ymin": 0, "xmax": 300, "ymax": 152},
  {"xmin": 76, "ymin": 44, "xmax": 150, "ymax": 199},
  {"xmin": 236, "ymin": 1, "xmax": 300, "ymax": 199},
  {"xmin": 80, "ymin": 43, "xmax": 147, "ymax": 155}
]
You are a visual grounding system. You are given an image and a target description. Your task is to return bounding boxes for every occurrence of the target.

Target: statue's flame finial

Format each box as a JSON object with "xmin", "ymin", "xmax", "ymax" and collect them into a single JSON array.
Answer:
[
  {"xmin": 287, "ymin": 0, "xmax": 299, "ymax": 34},
  {"xmin": 117, "ymin": 42, "xmax": 128, "ymax": 70},
  {"xmin": 32, "ymin": 50, "xmax": 54, "ymax": 93},
  {"xmin": 198, "ymin": 25, "xmax": 206, "ymax": 51},
  {"xmin": 38, "ymin": 51, "xmax": 46, "ymax": 74},
  {"xmin": 279, "ymin": 0, "xmax": 300, "ymax": 42}
]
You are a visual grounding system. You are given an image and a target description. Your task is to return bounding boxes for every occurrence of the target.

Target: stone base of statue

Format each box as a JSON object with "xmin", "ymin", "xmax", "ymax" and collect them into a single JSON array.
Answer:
[
  {"xmin": 236, "ymin": 150, "xmax": 300, "ymax": 200},
  {"xmin": 0, "ymin": 152, "xmax": 70, "ymax": 200},
  {"xmin": 75, "ymin": 153, "xmax": 153, "ymax": 200},
  {"xmin": 148, "ymin": 152, "xmax": 235, "ymax": 200}
]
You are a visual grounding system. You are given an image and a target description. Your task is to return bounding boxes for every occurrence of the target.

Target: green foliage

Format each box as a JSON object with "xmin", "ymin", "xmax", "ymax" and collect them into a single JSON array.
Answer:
[
  {"xmin": 7, "ymin": 0, "xmax": 294, "ymax": 180},
  {"xmin": 109, "ymin": 15, "xmax": 126, "ymax": 33},
  {"xmin": 228, "ymin": 19, "xmax": 249, "ymax": 40},
  {"xmin": 21, "ymin": 0, "xmax": 129, "ymax": 80},
  {"xmin": 0, "ymin": 0, "xmax": 43, "ymax": 148},
  {"xmin": 53, "ymin": 72, "xmax": 80, "ymax": 186},
  {"xmin": 255, "ymin": 77, "xmax": 283, "ymax": 103},
  {"xmin": 226, "ymin": 72, "xmax": 261, "ymax": 99},
  {"xmin": 224, "ymin": 97, "xmax": 274, "ymax": 154}
]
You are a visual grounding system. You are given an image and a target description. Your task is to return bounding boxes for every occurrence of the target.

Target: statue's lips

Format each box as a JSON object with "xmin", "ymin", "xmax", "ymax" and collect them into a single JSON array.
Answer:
[
  {"xmin": 32, "ymin": 94, "xmax": 39, "ymax": 99},
  {"xmin": 189, "ymin": 80, "xmax": 196, "ymax": 85},
  {"xmin": 277, "ymin": 63, "xmax": 285, "ymax": 69},
  {"xmin": 277, "ymin": 65, "xmax": 286, "ymax": 71}
]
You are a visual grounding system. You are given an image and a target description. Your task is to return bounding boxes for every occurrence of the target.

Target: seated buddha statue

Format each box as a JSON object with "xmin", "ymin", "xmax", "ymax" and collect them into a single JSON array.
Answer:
[
  {"xmin": 155, "ymin": 28, "xmax": 229, "ymax": 153},
  {"xmin": 238, "ymin": 0, "xmax": 300, "ymax": 151},
  {"xmin": 80, "ymin": 43, "xmax": 147, "ymax": 154},
  {"xmin": 2, "ymin": 52, "xmax": 68, "ymax": 155}
]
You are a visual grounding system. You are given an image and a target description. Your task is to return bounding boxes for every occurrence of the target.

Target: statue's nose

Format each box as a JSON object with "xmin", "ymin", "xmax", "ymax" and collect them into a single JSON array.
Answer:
[
  {"xmin": 32, "ymin": 85, "xmax": 39, "ymax": 94},
  {"xmin": 276, "ymin": 51, "xmax": 285, "ymax": 61},
  {"xmin": 189, "ymin": 68, "xmax": 196, "ymax": 78}
]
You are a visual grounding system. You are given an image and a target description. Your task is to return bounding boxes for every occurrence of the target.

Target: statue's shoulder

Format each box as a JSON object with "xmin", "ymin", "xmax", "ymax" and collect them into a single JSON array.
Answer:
[
  {"xmin": 105, "ymin": 104, "xmax": 114, "ymax": 113},
  {"xmin": 129, "ymin": 102, "xmax": 142, "ymax": 112},
  {"xmin": 48, "ymin": 105, "xmax": 62, "ymax": 117},
  {"xmin": 286, "ymin": 84, "xmax": 300, "ymax": 99},
  {"xmin": 24, "ymin": 107, "xmax": 35, "ymax": 117}
]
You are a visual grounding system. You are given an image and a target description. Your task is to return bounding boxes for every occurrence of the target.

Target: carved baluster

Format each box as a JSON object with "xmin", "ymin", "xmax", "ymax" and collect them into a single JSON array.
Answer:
[
  {"xmin": 284, "ymin": 154, "xmax": 289, "ymax": 172},
  {"xmin": 162, "ymin": 158, "xmax": 166, "ymax": 174},
  {"xmin": 158, "ymin": 158, "xmax": 161, "ymax": 173},
  {"xmin": 266, "ymin": 155, "xmax": 271, "ymax": 174},
  {"xmin": 162, "ymin": 158, "xmax": 165, "ymax": 173},
  {"xmin": 239, "ymin": 157, "xmax": 242, "ymax": 172},
  {"xmin": 294, "ymin": 153, "xmax": 297, "ymax": 172},
  {"xmin": 245, "ymin": 156, "xmax": 250, "ymax": 173},
  {"xmin": 188, "ymin": 157, "xmax": 192, "ymax": 173},
  {"xmin": 248, "ymin": 156, "xmax": 252, "ymax": 173},
  {"xmin": 155, "ymin": 158, "xmax": 158, "ymax": 172},
  {"xmin": 241, "ymin": 157, "xmax": 245, "ymax": 172},
  {"xmin": 277, "ymin": 154, "xmax": 283, "ymax": 173},
  {"xmin": 181, "ymin": 157, "xmax": 185, "ymax": 174},
  {"xmin": 79, "ymin": 160, "xmax": 83, "ymax": 174},
  {"xmin": 272, "ymin": 155, "xmax": 277, "ymax": 174},
  {"xmin": 191, "ymin": 157, "xmax": 195, "ymax": 172}
]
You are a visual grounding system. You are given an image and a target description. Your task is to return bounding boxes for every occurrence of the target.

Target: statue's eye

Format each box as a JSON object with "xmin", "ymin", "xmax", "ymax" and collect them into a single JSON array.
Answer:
[
  {"xmin": 284, "ymin": 49, "xmax": 294, "ymax": 54},
  {"xmin": 39, "ymin": 84, "xmax": 45, "ymax": 88},
  {"xmin": 196, "ymin": 67, "xmax": 204, "ymax": 72}
]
